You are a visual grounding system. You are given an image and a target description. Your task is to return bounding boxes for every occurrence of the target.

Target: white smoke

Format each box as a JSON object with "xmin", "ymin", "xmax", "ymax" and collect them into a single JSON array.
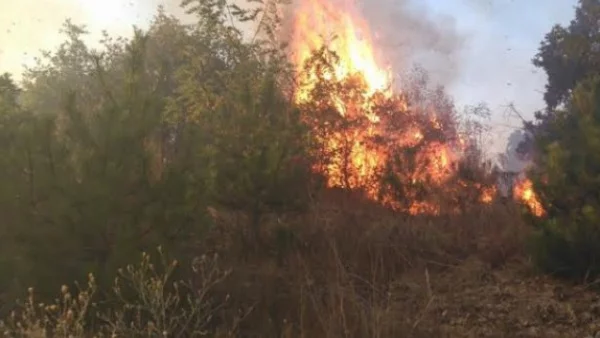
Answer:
[{"xmin": 357, "ymin": 0, "xmax": 466, "ymax": 88}]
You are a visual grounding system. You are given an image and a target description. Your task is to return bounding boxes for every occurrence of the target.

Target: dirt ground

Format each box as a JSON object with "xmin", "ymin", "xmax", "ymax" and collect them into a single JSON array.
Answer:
[{"xmin": 402, "ymin": 258, "xmax": 600, "ymax": 338}]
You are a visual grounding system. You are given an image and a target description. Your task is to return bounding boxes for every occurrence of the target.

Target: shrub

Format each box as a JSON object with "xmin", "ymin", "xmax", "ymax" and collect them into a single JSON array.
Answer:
[{"xmin": 527, "ymin": 76, "xmax": 600, "ymax": 281}]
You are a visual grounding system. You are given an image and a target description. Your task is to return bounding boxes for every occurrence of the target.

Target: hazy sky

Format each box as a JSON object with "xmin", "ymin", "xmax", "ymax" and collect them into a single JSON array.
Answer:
[
  {"xmin": 429, "ymin": 0, "xmax": 576, "ymax": 153},
  {"xmin": 0, "ymin": 0, "xmax": 578, "ymax": 155}
]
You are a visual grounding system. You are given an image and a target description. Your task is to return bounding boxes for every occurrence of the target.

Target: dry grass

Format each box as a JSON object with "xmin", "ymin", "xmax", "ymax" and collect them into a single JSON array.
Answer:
[
  {"xmin": 7, "ymin": 188, "xmax": 597, "ymax": 337},
  {"xmin": 0, "ymin": 250, "xmax": 242, "ymax": 337},
  {"xmin": 200, "ymin": 189, "xmax": 532, "ymax": 337}
]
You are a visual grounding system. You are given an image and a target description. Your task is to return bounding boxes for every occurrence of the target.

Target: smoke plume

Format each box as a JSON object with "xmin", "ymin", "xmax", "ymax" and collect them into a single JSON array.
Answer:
[{"xmin": 359, "ymin": 0, "xmax": 465, "ymax": 87}]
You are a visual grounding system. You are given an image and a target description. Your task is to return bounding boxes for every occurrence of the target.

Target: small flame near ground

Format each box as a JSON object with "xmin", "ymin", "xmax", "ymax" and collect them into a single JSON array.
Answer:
[{"xmin": 513, "ymin": 178, "xmax": 545, "ymax": 217}]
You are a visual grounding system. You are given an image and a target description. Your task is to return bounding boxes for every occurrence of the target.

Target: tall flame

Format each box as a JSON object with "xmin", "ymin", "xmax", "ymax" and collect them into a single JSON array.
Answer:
[
  {"xmin": 289, "ymin": 0, "xmax": 472, "ymax": 214},
  {"xmin": 291, "ymin": 0, "xmax": 392, "ymax": 104},
  {"xmin": 291, "ymin": 0, "xmax": 394, "ymax": 196}
]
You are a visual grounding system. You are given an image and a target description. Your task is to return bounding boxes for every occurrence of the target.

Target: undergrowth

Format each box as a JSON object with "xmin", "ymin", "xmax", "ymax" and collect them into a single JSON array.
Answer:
[{"xmin": 0, "ymin": 193, "xmax": 528, "ymax": 337}]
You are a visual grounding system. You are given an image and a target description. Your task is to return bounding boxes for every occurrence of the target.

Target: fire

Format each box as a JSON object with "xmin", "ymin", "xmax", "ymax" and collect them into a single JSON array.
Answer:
[
  {"xmin": 413, "ymin": 143, "xmax": 455, "ymax": 184},
  {"xmin": 321, "ymin": 128, "xmax": 385, "ymax": 188},
  {"xmin": 513, "ymin": 178, "xmax": 545, "ymax": 217},
  {"xmin": 290, "ymin": 0, "xmax": 393, "ymax": 194},
  {"xmin": 291, "ymin": 0, "xmax": 392, "ymax": 105},
  {"xmin": 409, "ymin": 201, "xmax": 440, "ymax": 215},
  {"xmin": 288, "ymin": 0, "xmax": 471, "ymax": 214},
  {"xmin": 480, "ymin": 185, "xmax": 496, "ymax": 204},
  {"xmin": 285, "ymin": 0, "xmax": 550, "ymax": 217}
]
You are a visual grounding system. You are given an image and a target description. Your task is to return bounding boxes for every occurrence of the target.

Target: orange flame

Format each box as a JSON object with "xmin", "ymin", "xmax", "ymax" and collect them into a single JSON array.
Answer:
[
  {"xmin": 289, "ymin": 0, "xmax": 469, "ymax": 214},
  {"xmin": 480, "ymin": 185, "xmax": 496, "ymax": 204},
  {"xmin": 292, "ymin": 0, "xmax": 392, "ymax": 105},
  {"xmin": 513, "ymin": 178, "xmax": 545, "ymax": 217},
  {"xmin": 291, "ymin": 0, "xmax": 393, "ymax": 194}
]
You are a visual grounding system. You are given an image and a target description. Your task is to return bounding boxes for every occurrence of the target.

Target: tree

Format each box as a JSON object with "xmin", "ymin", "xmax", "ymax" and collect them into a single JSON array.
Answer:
[
  {"xmin": 171, "ymin": 0, "xmax": 313, "ymax": 247},
  {"xmin": 0, "ymin": 13, "xmax": 217, "ymax": 301},
  {"xmin": 533, "ymin": 0, "xmax": 600, "ymax": 111},
  {"xmin": 521, "ymin": 0, "xmax": 600, "ymax": 161},
  {"xmin": 0, "ymin": 0, "xmax": 313, "ymax": 305},
  {"xmin": 0, "ymin": 74, "xmax": 31, "ymax": 313},
  {"xmin": 528, "ymin": 76, "xmax": 600, "ymax": 280},
  {"xmin": 520, "ymin": 0, "xmax": 600, "ymax": 280},
  {"xmin": 0, "ymin": 73, "xmax": 20, "ymax": 111},
  {"xmin": 7, "ymin": 31, "xmax": 212, "ymax": 297}
]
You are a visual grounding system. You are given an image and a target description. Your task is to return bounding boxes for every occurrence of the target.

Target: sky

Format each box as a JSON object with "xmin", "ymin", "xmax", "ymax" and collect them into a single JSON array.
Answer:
[
  {"xmin": 0, "ymin": 0, "xmax": 578, "ymax": 157},
  {"xmin": 428, "ymin": 0, "xmax": 576, "ymax": 155}
]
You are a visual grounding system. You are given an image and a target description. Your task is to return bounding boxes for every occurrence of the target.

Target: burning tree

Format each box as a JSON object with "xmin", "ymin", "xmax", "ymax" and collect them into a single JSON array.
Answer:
[{"xmin": 287, "ymin": 0, "xmax": 497, "ymax": 215}]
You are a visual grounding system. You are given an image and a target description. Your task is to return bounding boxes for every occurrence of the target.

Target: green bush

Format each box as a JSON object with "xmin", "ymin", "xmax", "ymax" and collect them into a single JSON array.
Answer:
[
  {"xmin": 528, "ymin": 76, "xmax": 600, "ymax": 280},
  {"xmin": 0, "ymin": 1, "xmax": 311, "ymax": 304}
]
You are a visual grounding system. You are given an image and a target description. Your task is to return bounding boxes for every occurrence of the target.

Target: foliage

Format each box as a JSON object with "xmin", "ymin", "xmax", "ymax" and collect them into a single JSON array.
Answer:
[
  {"xmin": 522, "ymin": 0, "xmax": 600, "ymax": 160},
  {"xmin": 533, "ymin": 0, "xmax": 600, "ymax": 111},
  {"xmin": 1, "ymin": 27, "xmax": 212, "ymax": 299},
  {"xmin": 521, "ymin": 0, "xmax": 600, "ymax": 280},
  {"xmin": 0, "ymin": 0, "xmax": 310, "ymax": 307},
  {"xmin": 527, "ymin": 76, "xmax": 600, "ymax": 280},
  {"xmin": 170, "ymin": 0, "xmax": 313, "ymax": 244}
]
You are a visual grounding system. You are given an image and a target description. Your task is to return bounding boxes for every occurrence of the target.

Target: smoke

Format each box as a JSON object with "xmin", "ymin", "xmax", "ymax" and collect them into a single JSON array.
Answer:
[
  {"xmin": 500, "ymin": 129, "xmax": 530, "ymax": 173},
  {"xmin": 357, "ymin": 0, "xmax": 466, "ymax": 88}
]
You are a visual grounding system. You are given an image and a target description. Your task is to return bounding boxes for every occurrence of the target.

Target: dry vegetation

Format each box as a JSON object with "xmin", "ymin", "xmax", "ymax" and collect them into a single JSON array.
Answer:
[{"xmin": 3, "ymin": 194, "xmax": 600, "ymax": 338}]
